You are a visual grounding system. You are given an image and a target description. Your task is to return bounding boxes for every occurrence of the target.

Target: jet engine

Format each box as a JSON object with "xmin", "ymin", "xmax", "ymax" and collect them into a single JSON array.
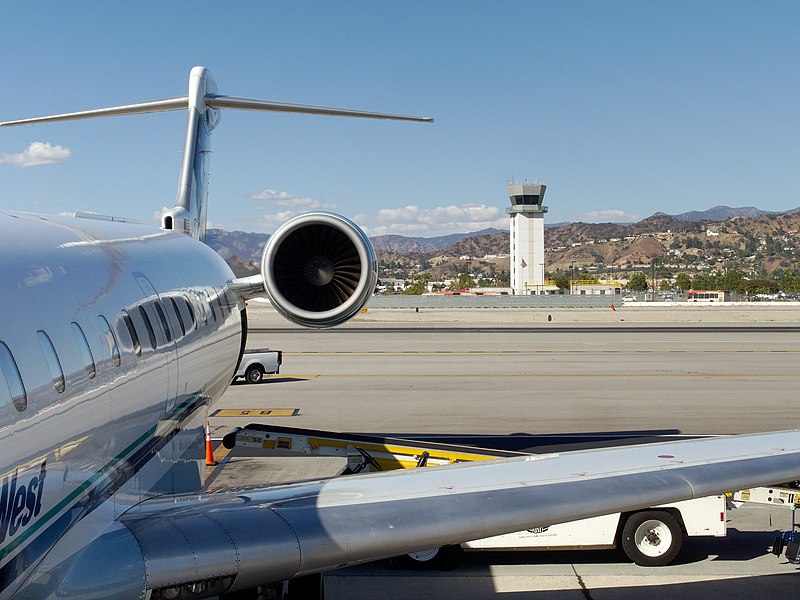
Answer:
[{"xmin": 261, "ymin": 212, "xmax": 377, "ymax": 328}]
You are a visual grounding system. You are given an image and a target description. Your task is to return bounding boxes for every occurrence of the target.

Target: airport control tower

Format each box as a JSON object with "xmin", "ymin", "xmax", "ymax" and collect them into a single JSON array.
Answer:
[{"xmin": 507, "ymin": 183, "xmax": 547, "ymax": 294}]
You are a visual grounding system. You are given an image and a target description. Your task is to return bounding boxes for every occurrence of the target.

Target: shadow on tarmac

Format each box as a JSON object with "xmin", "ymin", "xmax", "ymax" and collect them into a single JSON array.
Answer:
[
  {"xmin": 231, "ymin": 376, "xmax": 310, "ymax": 385},
  {"xmin": 330, "ymin": 549, "xmax": 799, "ymax": 600}
]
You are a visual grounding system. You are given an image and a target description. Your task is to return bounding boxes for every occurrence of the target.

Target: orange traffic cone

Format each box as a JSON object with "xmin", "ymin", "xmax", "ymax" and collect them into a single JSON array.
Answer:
[{"xmin": 205, "ymin": 420, "xmax": 216, "ymax": 466}]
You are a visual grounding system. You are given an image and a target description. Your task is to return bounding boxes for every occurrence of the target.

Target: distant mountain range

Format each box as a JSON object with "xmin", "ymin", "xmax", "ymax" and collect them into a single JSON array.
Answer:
[
  {"xmin": 204, "ymin": 205, "xmax": 800, "ymax": 273},
  {"xmin": 370, "ymin": 228, "xmax": 504, "ymax": 253},
  {"xmin": 653, "ymin": 205, "xmax": 800, "ymax": 222},
  {"xmin": 205, "ymin": 227, "xmax": 509, "ymax": 262},
  {"xmin": 205, "ymin": 229, "xmax": 268, "ymax": 261}
]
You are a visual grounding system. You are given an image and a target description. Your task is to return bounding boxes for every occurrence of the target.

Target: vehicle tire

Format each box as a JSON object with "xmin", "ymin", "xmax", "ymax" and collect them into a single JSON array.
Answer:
[
  {"xmin": 287, "ymin": 573, "xmax": 323, "ymax": 600},
  {"xmin": 394, "ymin": 545, "xmax": 462, "ymax": 570},
  {"xmin": 620, "ymin": 510, "xmax": 683, "ymax": 566},
  {"xmin": 245, "ymin": 365, "xmax": 264, "ymax": 384}
]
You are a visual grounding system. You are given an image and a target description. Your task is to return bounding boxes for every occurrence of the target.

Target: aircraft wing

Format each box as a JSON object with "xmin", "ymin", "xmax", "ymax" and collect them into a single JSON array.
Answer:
[{"xmin": 84, "ymin": 431, "xmax": 800, "ymax": 596}]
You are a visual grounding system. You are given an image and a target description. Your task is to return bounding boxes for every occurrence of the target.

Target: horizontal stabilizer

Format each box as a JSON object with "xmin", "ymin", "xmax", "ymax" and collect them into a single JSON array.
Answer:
[
  {"xmin": 1, "ymin": 65, "xmax": 432, "ymax": 244},
  {"xmin": 1, "ymin": 94, "xmax": 432, "ymax": 128},
  {"xmin": 0, "ymin": 97, "xmax": 189, "ymax": 127},
  {"xmin": 205, "ymin": 95, "xmax": 433, "ymax": 122}
]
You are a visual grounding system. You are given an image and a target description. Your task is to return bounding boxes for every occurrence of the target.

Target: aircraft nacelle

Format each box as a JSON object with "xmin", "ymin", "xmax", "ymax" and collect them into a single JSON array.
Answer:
[{"xmin": 261, "ymin": 211, "xmax": 378, "ymax": 328}]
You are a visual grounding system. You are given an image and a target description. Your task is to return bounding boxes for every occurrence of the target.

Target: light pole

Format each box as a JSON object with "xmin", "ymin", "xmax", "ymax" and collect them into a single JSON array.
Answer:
[
  {"xmin": 539, "ymin": 263, "xmax": 545, "ymax": 295},
  {"xmin": 651, "ymin": 260, "xmax": 657, "ymax": 301},
  {"xmin": 570, "ymin": 261, "xmax": 575, "ymax": 295}
]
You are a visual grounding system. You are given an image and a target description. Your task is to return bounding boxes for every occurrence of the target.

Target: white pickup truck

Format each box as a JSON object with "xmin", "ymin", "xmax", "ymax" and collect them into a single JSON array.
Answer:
[{"xmin": 233, "ymin": 348, "xmax": 282, "ymax": 383}]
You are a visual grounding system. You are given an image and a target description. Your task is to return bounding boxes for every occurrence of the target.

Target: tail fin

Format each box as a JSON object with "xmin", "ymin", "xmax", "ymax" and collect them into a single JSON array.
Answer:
[
  {"xmin": 1, "ymin": 66, "xmax": 432, "ymax": 242},
  {"xmin": 162, "ymin": 67, "xmax": 217, "ymax": 241}
]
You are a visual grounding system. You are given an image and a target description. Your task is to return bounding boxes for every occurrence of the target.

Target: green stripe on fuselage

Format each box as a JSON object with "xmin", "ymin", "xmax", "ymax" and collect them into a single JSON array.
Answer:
[{"xmin": 0, "ymin": 394, "xmax": 205, "ymax": 564}]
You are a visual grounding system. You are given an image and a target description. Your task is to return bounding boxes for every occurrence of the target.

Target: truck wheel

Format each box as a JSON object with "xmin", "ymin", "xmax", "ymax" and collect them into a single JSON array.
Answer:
[
  {"xmin": 621, "ymin": 511, "xmax": 683, "ymax": 566},
  {"xmin": 245, "ymin": 365, "xmax": 264, "ymax": 384},
  {"xmin": 395, "ymin": 545, "xmax": 462, "ymax": 570}
]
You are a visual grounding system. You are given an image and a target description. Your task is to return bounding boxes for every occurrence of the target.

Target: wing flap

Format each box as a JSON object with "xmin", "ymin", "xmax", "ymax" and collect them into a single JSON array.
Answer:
[{"xmin": 115, "ymin": 430, "xmax": 800, "ymax": 595}]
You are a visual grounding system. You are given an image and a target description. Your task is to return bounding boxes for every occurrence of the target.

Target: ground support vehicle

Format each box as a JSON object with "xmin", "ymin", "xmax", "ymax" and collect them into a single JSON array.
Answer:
[
  {"xmin": 222, "ymin": 424, "xmax": 796, "ymax": 567},
  {"xmin": 745, "ymin": 487, "xmax": 800, "ymax": 562},
  {"xmin": 233, "ymin": 348, "xmax": 282, "ymax": 383}
]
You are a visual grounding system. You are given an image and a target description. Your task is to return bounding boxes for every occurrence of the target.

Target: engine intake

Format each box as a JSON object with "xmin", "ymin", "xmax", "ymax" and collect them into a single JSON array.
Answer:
[{"xmin": 262, "ymin": 212, "xmax": 377, "ymax": 328}]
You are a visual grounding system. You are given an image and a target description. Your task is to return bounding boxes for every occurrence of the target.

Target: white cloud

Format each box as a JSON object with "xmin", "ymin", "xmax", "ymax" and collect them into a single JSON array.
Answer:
[
  {"xmin": 248, "ymin": 189, "xmax": 338, "ymax": 232},
  {"xmin": 574, "ymin": 209, "xmax": 640, "ymax": 223},
  {"xmin": 361, "ymin": 203, "xmax": 507, "ymax": 236},
  {"xmin": 256, "ymin": 210, "xmax": 297, "ymax": 231},
  {"xmin": 249, "ymin": 188, "xmax": 336, "ymax": 211},
  {"xmin": 206, "ymin": 219, "xmax": 227, "ymax": 231},
  {"xmin": 0, "ymin": 142, "xmax": 71, "ymax": 167}
]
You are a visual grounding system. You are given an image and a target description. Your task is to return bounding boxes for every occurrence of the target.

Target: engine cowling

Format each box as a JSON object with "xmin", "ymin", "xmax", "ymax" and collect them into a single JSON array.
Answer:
[{"xmin": 261, "ymin": 212, "xmax": 377, "ymax": 328}]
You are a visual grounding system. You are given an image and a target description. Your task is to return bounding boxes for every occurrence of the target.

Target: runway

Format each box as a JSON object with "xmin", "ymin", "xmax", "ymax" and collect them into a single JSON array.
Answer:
[
  {"xmin": 209, "ymin": 306, "xmax": 800, "ymax": 599},
  {"xmin": 251, "ymin": 325, "xmax": 800, "ymax": 334},
  {"xmin": 218, "ymin": 326, "xmax": 800, "ymax": 436}
]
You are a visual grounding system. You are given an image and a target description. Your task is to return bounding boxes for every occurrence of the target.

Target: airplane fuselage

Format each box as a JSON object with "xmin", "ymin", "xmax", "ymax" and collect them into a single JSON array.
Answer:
[{"xmin": 0, "ymin": 212, "xmax": 243, "ymax": 597}]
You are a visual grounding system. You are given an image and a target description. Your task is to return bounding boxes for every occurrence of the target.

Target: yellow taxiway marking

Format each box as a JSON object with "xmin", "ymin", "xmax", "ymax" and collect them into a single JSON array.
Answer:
[
  {"xmin": 204, "ymin": 444, "xmax": 234, "ymax": 487},
  {"xmin": 287, "ymin": 373, "xmax": 800, "ymax": 378},
  {"xmin": 212, "ymin": 444, "xmax": 232, "ymax": 465},
  {"xmin": 210, "ymin": 408, "xmax": 300, "ymax": 417}
]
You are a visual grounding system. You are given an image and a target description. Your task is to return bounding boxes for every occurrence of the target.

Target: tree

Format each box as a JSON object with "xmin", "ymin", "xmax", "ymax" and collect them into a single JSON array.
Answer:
[
  {"xmin": 627, "ymin": 272, "xmax": 648, "ymax": 291},
  {"xmin": 685, "ymin": 236, "xmax": 703, "ymax": 249},
  {"xmin": 553, "ymin": 273, "xmax": 570, "ymax": 291},
  {"xmin": 455, "ymin": 272, "xmax": 475, "ymax": 290},
  {"xmin": 675, "ymin": 273, "xmax": 692, "ymax": 290},
  {"xmin": 402, "ymin": 273, "xmax": 430, "ymax": 295},
  {"xmin": 495, "ymin": 271, "xmax": 510, "ymax": 287},
  {"xmin": 402, "ymin": 282, "xmax": 425, "ymax": 295},
  {"xmin": 737, "ymin": 278, "xmax": 780, "ymax": 295},
  {"xmin": 659, "ymin": 280, "xmax": 672, "ymax": 292},
  {"xmin": 781, "ymin": 269, "xmax": 800, "ymax": 293},
  {"xmin": 692, "ymin": 274, "xmax": 718, "ymax": 290},
  {"xmin": 720, "ymin": 269, "xmax": 744, "ymax": 292}
]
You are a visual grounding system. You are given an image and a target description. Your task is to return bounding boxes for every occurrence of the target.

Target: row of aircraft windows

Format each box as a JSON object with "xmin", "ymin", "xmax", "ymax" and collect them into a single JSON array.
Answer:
[
  {"xmin": 0, "ymin": 289, "xmax": 230, "ymax": 413},
  {"xmin": 121, "ymin": 294, "xmax": 198, "ymax": 357}
]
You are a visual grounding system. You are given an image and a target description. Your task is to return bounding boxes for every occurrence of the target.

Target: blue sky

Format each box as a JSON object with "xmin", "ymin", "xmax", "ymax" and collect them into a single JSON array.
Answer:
[{"xmin": 1, "ymin": 2, "xmax": 798, "ymax": 236}]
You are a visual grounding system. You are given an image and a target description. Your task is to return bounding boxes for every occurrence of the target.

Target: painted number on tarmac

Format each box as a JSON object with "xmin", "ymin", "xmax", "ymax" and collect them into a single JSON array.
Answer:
[{"xmin": 210, "ymin": 409, "xmax": 300, "ymax": 417}]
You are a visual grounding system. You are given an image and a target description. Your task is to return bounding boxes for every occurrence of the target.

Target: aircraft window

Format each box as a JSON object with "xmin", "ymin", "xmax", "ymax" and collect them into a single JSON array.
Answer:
[
  {"xmin": 184, "ymin": 297, "xmax": 196, "ymax": 327},
  {"xmin": 138, "ymin": 306, "xmax": 157, "ymax": 351},
  {"xmin": 215, "ymin": 288, "xmax": 226, "ymax": 317},
  {"xmin": 0, "ymin": 367, "xmax": 9, "ymax": 409},
  {"xmin": 169, "ymin": 298, "xmax": 186, "ymax": 336},
  {"xmin": 0, "ymin": 342, "xmax": 27, "ymax": 412},
  {"xmin": 36, "ymin": 331, "xmax": 66, "ymax": 393},
  {"xmin": 194, "ymin": 293, "xmax": 208, "ymax": 327},
  {"xmin": 154, "ymin": 301, "xmax": 172, "ymax": 343},
  {"xmin": 206, "ymin": 291, "xmax": 217, "ymax": 323},
  {"xmin": 98, "ymin": 315, "xmax": 121, "ymax": 367},
  {"xmin": 122, "ymin": 310, "xmax": 141, "ymax": 356},
  {"xmin": 71, "ymin": 323, "xmax": 96, "ymax": 379}
]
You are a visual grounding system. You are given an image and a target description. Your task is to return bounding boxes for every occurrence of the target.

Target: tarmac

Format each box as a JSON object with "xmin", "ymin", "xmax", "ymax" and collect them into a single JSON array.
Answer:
[
  {"xmin": 208, "ymin": 300, "xmax": 800, "ymax": 599},
  {"xmin": 246, "ymin": 297, "xmax": 800, "ymax": 325}
]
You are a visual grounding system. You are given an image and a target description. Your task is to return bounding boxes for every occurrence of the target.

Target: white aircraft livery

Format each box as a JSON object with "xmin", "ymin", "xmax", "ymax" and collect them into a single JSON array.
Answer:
[{"xmin": 1, "ymin": 67, "xmax": 800, "ymax": 600}]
